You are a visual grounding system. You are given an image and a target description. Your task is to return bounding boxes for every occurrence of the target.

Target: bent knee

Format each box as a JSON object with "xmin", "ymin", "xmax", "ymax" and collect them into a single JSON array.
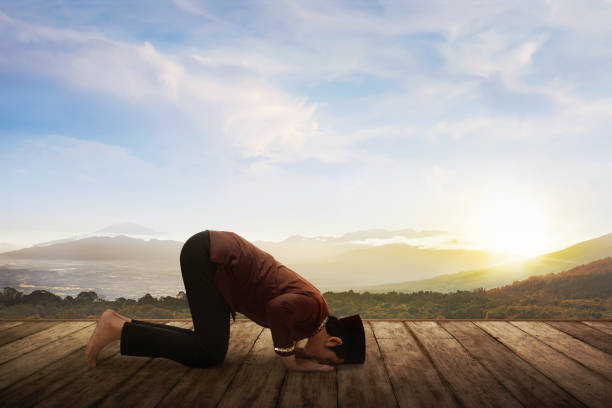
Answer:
[
  {"xmin": 209, "ymin": 352, "xmax": 227, "ymax": 367},
  {"xmin": 191, "ymin": 350, "xmax": 227, "ymax": 368}
]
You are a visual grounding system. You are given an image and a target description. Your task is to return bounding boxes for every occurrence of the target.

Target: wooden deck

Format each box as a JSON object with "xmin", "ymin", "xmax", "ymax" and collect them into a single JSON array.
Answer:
[{"xmin": 0, "ymin": 319, "xmax": 610, "ymax": 408}]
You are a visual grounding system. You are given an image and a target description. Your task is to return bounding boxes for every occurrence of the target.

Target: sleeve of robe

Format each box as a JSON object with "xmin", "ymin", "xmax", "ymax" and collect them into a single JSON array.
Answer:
[{"xmin": 265, "ymin": 293, "xmax": 319, "ymax": 356}]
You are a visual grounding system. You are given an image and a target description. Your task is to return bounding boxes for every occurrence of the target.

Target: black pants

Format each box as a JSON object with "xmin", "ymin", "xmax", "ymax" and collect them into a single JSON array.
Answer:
[{"xmin": 119, "ymin": 230, "xmax": 231, "ymax": 367}]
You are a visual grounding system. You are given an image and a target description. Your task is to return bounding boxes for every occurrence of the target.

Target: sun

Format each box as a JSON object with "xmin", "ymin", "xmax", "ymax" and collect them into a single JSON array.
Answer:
[{"xmin": 470, "ymin": 193, "xmax": 553, "ymax": 258}]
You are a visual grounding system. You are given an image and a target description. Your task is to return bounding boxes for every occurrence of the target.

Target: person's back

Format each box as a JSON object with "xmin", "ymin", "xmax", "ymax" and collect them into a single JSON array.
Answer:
[{"xmin": 208, "ymin": 229, "xmax": 329, "ymax": 351}]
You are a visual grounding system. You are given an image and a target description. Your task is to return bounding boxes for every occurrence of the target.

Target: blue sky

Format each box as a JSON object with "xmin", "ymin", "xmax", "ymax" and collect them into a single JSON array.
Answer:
[{"xmin": 1, "ymin": 0, "xmax": 611, "ymax": 256}]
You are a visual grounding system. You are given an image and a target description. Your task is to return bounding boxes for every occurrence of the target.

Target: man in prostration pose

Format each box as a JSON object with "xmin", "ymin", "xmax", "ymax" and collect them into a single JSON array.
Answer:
[{"xmin": 85, "ymin": 229, "xmax": 365, "ymax": 371}]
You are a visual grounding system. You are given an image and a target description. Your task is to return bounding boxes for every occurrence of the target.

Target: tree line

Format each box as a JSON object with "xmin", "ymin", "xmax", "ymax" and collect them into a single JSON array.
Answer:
[{"xmin": 1, "ymin": 257, "xmax": 610, "ymax": 319}]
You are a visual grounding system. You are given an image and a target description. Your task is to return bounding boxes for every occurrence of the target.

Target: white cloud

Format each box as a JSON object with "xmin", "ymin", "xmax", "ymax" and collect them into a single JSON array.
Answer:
[
  {"xmin": 3, "ymin": 1, "xmax": 609, "ymax": 163},
  {"xmin": 437, "ymin": 32, "xmax": 548, "ymax": 82},
  {"xmin": 0, "ymin": 12, "xmax": 327, "ymax": 164},
  {"xmin": 2, "ymin": 1, "xmax": 612, "ymax": 247}
]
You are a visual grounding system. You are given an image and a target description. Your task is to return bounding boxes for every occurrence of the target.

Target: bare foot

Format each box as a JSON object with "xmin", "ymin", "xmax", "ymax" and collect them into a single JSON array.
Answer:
[
  {"xmin": 85, "ymin": 309, "xmax": 125, "ymax": 369},
  {"xmin": 109, "ymin": 309, "xmax": 133, "ymax": 323}
]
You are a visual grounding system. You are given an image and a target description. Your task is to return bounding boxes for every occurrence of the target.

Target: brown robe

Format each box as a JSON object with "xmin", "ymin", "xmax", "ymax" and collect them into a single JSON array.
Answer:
[{"xmin": 208, "ymin": 230, "xmax": 329, "ymax": 356}]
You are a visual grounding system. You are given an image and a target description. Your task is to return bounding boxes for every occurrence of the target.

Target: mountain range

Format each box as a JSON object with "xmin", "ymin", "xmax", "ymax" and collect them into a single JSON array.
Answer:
[
  {"xmin": 1, "ymin": 224, "xmax": 611, "ymax": 294},
  {"xmin": 252, "ymin": 227, "xmax": 456, "ymax": 262},
  {"xmin": 0, "ymin": 234, "xmax": 182, "ymax": 265},
  {"xmin": 27, "ymin": 222, "xmax": 162, "ymax": 249},
  {"xmin": 361, "ymin": 232, "xmax": 612, "ymax": 293},
  {"xmin": 0, "ymin": 226, "xmax": 506, "ymax": 289}
]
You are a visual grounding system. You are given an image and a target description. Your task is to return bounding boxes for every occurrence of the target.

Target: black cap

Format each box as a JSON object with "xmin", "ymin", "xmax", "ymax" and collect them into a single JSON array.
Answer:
[{"xmin": 338, "ymin": 314, "xmax": 366, "ymax": 364}]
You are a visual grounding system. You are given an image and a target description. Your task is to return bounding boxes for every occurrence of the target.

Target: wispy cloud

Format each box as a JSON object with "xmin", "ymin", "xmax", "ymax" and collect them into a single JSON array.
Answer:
[
  {"xmin": 0, "ymin": 10, "xmax": 328, "ymax": 164},
  {"xmin": 1, "ymin": 1, "xmax": 611, "ymax": 249}
]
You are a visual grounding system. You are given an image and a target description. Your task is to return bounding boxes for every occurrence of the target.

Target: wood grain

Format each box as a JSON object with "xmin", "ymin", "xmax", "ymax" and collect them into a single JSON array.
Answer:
[
  {"xmin": 216, "ymin": 328, "xmax": 287, "ymax": 408},
  {"xmin": 0, "ymin": 321, "xmax": 57, "ymax": 347},
  {"xmin": 371, "ymin": 320, "xmax": 457, "ymax": 407},
  {"xmin": 442, "ymin": 321, "xmax": 583, "ymax": 408},
  {"xmin": 407, "ymin": 321, "xmax": 522, "ymax": 408},
  {"xmin": 0, "ymin": 321, "xmax": 95, "ymax": 390},
  {"xmin": 1, "ymin": 319, "xmax": 610, "ymax": 408},
  {"xmin": 0, "ymin": 321, "xmax": 24, "ymax": 330},
  {"xmin": 278, "ymin": 369, "xmax": 337, "ymax": 408},
  {"xmin": 583, "ymin": 321, "xmax": 612, "ymax": 337},
  {"xmin": 512, "ymin": 321, "xmax": 612, "ymax": 380},
  {"xmin": 0, "ymin": 321, "xmax": 93, "ymax": 364},
  {"xmin": 547, "ymin": 321, "xmax": 612, "ymax": 354},
  {"xmin": 337, "ymin": 321, "xmax": 398, "ymax": 408},
  {"xmin": 0, "ymin": 331, "xmax": 119, "ymax": 407},
  {"xmin": 476, "ymin": 321, "xmax": 612, "ymax": 408},
  {"xmin": 32, "ymin": 321, "xmax": 191, "ymax": 408}
]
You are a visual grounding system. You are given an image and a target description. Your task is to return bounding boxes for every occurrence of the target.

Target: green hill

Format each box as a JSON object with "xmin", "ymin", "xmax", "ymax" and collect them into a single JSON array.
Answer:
[
  {"xmin": 361, "ymin": 232, "xmax": 612, "ymax": 293},
  {"xmin": 290, "ymin": 244, "xmax": 509, "ymax": 290},
  {"xmin": 325, "ymin": 257, "xmax": 612, "ymax": 319},
  {"xmin": 489, "ymin": 256, "xmax": 612, "ymax": 300}
]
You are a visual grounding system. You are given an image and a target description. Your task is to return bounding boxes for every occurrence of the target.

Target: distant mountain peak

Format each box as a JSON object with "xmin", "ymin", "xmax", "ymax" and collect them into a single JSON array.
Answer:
[
  {"xmin": 281, "ymin": 235, "xmax": 309, "ymax": 243},
  {"xmin": 336, "ymin": 227, "xmax": 448, "ymax": 242},
  {"xmin": 338, "ymin": 228, "xmax": 393, "ymax": 240},
  {"xmin": 95, "ymin": 222, "xmax": 158, "ymax": 235},
  {"xmin": 275, "ymin": 227, "xmax": 449, "ymax": 245}
]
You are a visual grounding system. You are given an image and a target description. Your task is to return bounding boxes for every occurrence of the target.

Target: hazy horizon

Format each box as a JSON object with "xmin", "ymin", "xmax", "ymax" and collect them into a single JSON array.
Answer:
[
  {"xmin": 3, "ymin": 222, "xmax": 611, "ymax": 259},
  {"xmin": 1, "ymin": 226, "xmax": 610, "ymax": 300},
  {"xmin": 2, "ymin": 1, "xmax": 611, "ymax": 258}
]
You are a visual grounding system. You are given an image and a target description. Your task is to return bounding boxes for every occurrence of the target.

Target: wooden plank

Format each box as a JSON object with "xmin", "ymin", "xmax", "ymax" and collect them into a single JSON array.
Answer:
[
  {"xmin": 512, "ymin": 321, "xmax": 612, "ymax": 381},
  {"xmin": 583, "ymin": 321, "xmax": 612, "ymax": 337},
  {"xmin": 407, "ymin": 321, "xmax": 522, "ymax": 408},
  {"xmin": 0, "ymin": 321, "xmax": 93, "ymax": 364},
  {"xmin": 0, "ymin": 321, "xmax": 95, "ymax": 390},
  {"xmin": 0, "ymin": 328, "xmax": 121, "ymax": 407},
  {"xmin": 0, "ymin": 321, "xmax": 57, "ymax": 346},
  {"xmin": 371, "ymin": 321, "xmax": 457, "ymax": 407},
  {"xmin": 275, "ymin": 337, "xmax": 336, "ymax": 408},
  {"xmin": 278, "ymin": 369, "xmax": 336, "ymax": 408},
  {"xmin": 93, "ymin": 322, "xmax": 201, "ymax": 408},
  {"xmin": 476, "ymin": 321, "xmax": 612, "ymax": 408},
  {"xmin": 441, "ymin": 321, "xmax": 583, "ymax": 408},
  {"xmin": 157, "ymin": 321, "xmax": 263, "ymax": 408},
  {"xmin": 337, "ymin": 321, "xmax": 398, "ymax": 408},
  {"xmin": 216, "ymin": 328, "xmax": 287, "ymax": 408},
  {"xmin": 32, "ymin": 321, "xmax": 191, "ymax": 408},
  {"xmin": 0, "ymin": 321, "xmax": 24, "ymax": 330},
  {"xmin": 548, "ymin": 321, "xmax": 612, "ymax": 354}
]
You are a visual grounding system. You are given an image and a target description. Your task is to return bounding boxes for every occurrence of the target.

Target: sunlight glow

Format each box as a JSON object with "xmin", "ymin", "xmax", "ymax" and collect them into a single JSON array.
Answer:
[{"xmin": 470, "ymin": 193, "xmax": 553, "ymax": 258}]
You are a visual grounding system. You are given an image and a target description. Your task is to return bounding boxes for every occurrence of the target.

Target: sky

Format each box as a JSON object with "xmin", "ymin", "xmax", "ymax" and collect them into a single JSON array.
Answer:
[{"xmin": 1, "ymin": 0, "xmax": 611, "ymax": 257}]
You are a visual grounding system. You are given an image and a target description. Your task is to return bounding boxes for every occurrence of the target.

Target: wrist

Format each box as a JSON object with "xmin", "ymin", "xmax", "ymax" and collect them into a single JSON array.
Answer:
[{"xmin": 274, "ymin": 341, "xmax": 296, "ymax": 357}]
